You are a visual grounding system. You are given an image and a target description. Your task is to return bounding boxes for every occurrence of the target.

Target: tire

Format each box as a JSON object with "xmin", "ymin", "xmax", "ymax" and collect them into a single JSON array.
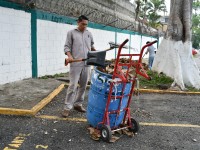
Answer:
[
  {"xmin": 100, "ymin": 125, "xmax": 112, "ymax": 142},
  {"xmin": 128, "ymin": 118, "xmax": 140, "ymax": 133}
]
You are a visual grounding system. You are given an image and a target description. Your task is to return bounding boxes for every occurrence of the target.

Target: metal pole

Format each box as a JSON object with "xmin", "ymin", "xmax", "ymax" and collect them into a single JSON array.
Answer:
[
  {"xmin": 129, "ymin": 34, "xmax": 131, "ymax": 54},
  {"xmin": 115, "ymin": 31, "xmax": 117, "ymax": 58},
  {"xmin": 140, "ymin": 35, "xmax": 142, "ymax": 51}
]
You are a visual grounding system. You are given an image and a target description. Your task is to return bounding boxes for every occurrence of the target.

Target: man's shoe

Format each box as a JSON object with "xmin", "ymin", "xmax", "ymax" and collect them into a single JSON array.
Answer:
[
  {"xmin": 74, "ymin": 105, "xmax": 86, "ymax": 113},
  {"xmin": 61, "ymin": 110, "xmax": 70, "ymax": 117}
]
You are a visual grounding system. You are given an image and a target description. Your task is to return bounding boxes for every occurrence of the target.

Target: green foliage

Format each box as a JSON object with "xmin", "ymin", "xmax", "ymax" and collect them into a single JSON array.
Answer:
[
  {"xmin": 139, "ymin": 70, "xmax": 200, "ymax": 91},
  {"xmin": 139, "ymin": 70, "xmax": 173, "ymax": 89},
  {"xmin": 39, "ymin": 73, "xmax": 66, "ymax": 79},
  {"xmin": 135, "ymin": 0, "xmax": 166, "ymax": 29},
  {"xmin": 192, "ymin": 0, "xmax": 200, "ymax": 49},
  {"xmin": 193, "ymin": 0, "xmax": 200, "ymax": 14}
]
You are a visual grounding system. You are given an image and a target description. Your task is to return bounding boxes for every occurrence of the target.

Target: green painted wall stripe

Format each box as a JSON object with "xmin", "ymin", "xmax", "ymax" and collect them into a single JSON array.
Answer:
[
  {"xmin": 36, "ymin": 10, "xmax": 77, "ymax": 25},
  {"xmin": 0, "ymin": 0, "xmax": 26, "ymax": 11},
  {"xmin": 31, "ymin": 10, "xmax": 38, "ymax": 78}
]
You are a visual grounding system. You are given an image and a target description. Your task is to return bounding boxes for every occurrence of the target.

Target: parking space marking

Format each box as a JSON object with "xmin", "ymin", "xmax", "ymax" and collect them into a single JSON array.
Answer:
[
  {"xmin": 36, "ymin": 115, "xmax": 87, "ymax": 122},
  {"xmin": 35, "ymin": 145, "xmax": 48, "ymax": 149},
  {"xmin": 139, "ymin": 122, "xmax": 200, "ymax": 128},
  {"xmin": 3, "ymin": 134, "xmax": 30, "ymax": 150},
  {"xmin": 36, "ymin": 115, "xmax": 200, "ymax": 128}
]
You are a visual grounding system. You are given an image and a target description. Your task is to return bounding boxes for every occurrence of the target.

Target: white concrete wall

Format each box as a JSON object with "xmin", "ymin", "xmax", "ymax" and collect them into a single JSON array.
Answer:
[
  {"xmin": 116, "ymin": 32, "xmax": 130, "ymax": 59},
  {"xmin": 130, "ymin": 35, "xmax": 141, "ymax": 60},
  {"xmin": 37, "ymin": 23, "xmax": 119, "ymax": 76},
  {"xmin": 37, "ymin": 21, "xmax": 157, "ymax": 76},
  {"xmin": 0, "ymin": 6, "xmax": 157, "ymax": 84},
  {"xmin": 131, "ymin": 34, "xmax": 141, "ymax": 51},
  {"xmin": 0, "ymin": 6, "xmax": 31, "ymax": 84},
  {"xmin": 89, "ymin": 28, "xmax": 115, "ymax": 60},
  {"xmin": 37, "ymin": 20, "xmax": 74, "ymax": 77}
]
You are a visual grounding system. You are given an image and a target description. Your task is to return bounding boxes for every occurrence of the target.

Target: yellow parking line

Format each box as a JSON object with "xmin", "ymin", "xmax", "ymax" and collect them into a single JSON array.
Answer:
[
  {"xmin": 36, "ymin": 115, "xmax": 200, "ymax": 128},
  {"xmin": 0, "ymin": 107, "xmax": 32, "ymax": 116},
  {"xmin": 36, "ymin": 115, "xmax": 87, "ymax": 122},
  {"xmin": 139, "ymin": 122, "xmax": 200, "ymax": 128},
  {"xmin": 31, "ymin": 84, "xmax": 65, "ymax": 115},
  {"xmin": 0, "ymin": 84, "xmax": 65, "ymax": 116},
  {"xmin": 3, "ymin": 133, "xmax": 30, "ymax": 150}
]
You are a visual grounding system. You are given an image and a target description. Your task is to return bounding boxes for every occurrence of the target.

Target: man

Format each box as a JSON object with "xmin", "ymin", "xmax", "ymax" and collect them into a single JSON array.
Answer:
[
  {"xmin": 145, "ymin": 41, "xmax": 156, "ymax": 70},
  {"xmin": 62, "ymin": 15, "xmax": 95, "ymax": 117}
]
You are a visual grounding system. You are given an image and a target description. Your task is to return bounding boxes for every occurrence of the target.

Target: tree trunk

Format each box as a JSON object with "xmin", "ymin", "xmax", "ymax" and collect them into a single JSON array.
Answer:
[{"xmin": 152, "ymin": 0, "xmax": 200, "ymax": 90}]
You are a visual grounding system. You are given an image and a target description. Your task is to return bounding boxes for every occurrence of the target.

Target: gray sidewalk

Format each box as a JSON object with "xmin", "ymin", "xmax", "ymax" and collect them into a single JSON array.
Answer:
[{"xmin": 0, "ymin": 78, "xmax": 65, "ymax": 109}]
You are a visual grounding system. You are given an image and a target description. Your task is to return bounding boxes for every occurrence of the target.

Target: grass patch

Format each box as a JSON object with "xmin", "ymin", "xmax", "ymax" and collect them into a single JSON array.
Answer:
[
  {"xmin": 185, "ymin": 86, "xmax": 200, "ymax": 92},
  {"xmin": 39, "ymin": 73, "xmax": 67, "ymax": 79},
  {"xmin": 139, "ymin": 71, "xmax": 200, "ymax": 91},
  {"xmin": 139, "ymin": 71, "xmax": 174, "ymax": 89}
]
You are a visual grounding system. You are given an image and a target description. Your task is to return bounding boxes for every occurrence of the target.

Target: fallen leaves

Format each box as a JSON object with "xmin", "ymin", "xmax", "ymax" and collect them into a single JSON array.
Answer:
[
  {"xmin": 87, "ymin": 126, "xmax": 135, "ymax": 143},
  {"xmin": 87, "ymin": 127, "xmax": 101, "ymax": 141}
]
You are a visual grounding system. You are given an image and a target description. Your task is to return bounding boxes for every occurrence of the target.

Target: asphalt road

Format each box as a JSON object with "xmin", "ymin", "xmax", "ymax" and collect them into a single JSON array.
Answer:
[{"xmin": 0, "ymin": 89, "xmax": 200, "ymax": 150}]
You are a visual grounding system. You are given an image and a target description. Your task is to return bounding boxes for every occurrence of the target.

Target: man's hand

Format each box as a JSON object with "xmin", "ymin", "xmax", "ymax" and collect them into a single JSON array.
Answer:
[
  {"xmin": 66, "ymin": 52, "xmax": 73, "ymax": 62},
  {"xmin": 91, "ymin": 47, "xmax": 96, "ymax": 51},
  {"xmin": 67, "ymin": 56, "xmax": 73, "ymax": 63}
]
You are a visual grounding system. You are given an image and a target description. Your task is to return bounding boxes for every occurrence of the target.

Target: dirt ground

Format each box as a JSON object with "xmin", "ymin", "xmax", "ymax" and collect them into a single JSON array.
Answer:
[{"xmin": 0, "ymin": 78, "xmax": 64, "ymax": 109}]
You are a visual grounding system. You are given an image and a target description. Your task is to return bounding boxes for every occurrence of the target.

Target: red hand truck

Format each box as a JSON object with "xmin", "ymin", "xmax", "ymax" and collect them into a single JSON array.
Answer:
[{"xmin": 99, "ymin": 39, "xmax": 158, "ymax": 142}]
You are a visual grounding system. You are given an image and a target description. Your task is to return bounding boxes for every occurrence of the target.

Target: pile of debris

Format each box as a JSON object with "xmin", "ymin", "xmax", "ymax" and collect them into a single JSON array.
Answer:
[{"xmin": 97, "ymin": 58, "xmax": 148, "ymax": 79}]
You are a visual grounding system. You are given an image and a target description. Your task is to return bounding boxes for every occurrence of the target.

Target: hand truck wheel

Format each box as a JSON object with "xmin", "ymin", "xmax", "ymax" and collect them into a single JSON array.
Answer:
[
  {"xmin": 128, "ymin": 118, "xmax": 140, "ymax": 133},
  {"xmin": 100, "ymin": 125, "xmax": 112, "ymax": 142}
]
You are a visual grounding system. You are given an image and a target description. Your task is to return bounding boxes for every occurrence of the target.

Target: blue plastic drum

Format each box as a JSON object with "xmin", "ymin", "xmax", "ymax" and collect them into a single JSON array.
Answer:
[{"xmin": 86, "ymin": 67, "xmax": 131, "ymax": 128}]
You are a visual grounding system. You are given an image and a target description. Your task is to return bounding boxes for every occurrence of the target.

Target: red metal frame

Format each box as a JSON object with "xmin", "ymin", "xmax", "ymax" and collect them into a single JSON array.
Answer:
[{"xmin": 98, "ymin": 39, "xmax": 157, "ymax": 130}]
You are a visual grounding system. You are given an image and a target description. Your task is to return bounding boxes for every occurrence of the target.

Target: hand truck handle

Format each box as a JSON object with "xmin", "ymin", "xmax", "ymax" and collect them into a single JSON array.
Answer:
[{"xmin": 119, "ymin": 39, "xmax": 129, "ymax": 50}]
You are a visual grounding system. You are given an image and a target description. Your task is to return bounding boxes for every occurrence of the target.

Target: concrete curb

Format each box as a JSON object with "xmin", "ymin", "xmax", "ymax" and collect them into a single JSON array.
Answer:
[
  {"xmin": 31, "ymin": 84, "xmax": 65, "ymax": 115},
  {"xmin": 0, "ymin": 84, "xmax": 65, "ymax": 116}
]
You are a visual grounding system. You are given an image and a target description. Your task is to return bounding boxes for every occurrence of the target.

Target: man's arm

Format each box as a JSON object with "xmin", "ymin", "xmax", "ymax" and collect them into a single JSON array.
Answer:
[
  {"xmin": 91, "ymin": 34, "xmax": 96, "ymax": 51},
  {"xmin": 64, "ymin": 31, "xmax": 73, "ymax": 61},
  {"xmin": 145, "ymin": 47, "xmax": 149, "ymax": 55}
]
